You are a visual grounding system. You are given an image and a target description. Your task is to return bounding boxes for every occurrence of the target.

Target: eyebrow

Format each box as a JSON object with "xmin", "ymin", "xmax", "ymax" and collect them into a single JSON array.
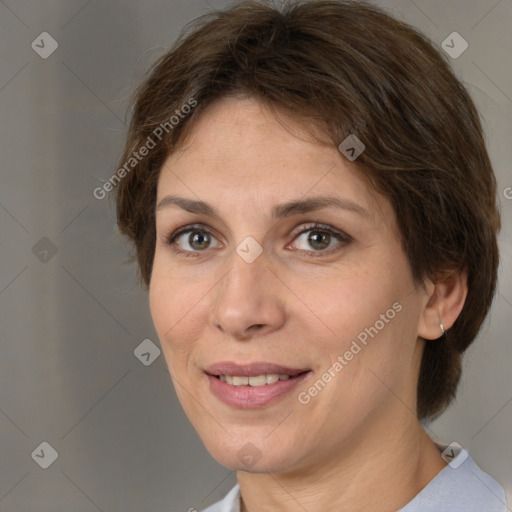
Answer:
[{"xmin": 156, "ymin": 194, "xmax": 371, "ymax": 219}]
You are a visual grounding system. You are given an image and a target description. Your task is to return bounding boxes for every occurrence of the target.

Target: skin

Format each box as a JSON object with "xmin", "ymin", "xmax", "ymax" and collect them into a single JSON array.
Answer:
[{"xmin": 149, "ymin": 97, "xmax": 467, "ymax": 512}]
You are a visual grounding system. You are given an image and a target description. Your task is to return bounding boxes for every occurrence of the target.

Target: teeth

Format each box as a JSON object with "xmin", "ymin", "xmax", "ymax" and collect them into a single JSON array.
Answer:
[
  {"xmin": 266, "ymin": 374, "xmax": 279, "ymax": 384},
  {"xmin": 218, "ymin": 373, "xmax": 296, "ymax": 386},
  {"xmin": 248, "ymin": 375, "xmax": 266, "ymax": 386}
]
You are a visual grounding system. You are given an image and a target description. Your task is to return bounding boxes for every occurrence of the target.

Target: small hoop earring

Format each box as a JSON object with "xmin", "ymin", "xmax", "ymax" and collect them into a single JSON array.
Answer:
[{"xmin": 439, "ymin": 322, "xmax": 446, "ymax": 335}]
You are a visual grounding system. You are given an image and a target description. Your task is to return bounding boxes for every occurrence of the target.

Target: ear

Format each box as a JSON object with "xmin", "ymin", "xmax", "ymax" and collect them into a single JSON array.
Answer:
[{"xmin": 417, "ymin": 271, "xmax": 468, "ymax": 340}]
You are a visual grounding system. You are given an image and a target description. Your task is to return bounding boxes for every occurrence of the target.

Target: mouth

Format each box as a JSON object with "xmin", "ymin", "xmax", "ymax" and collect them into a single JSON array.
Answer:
[
  {"xmin": 211, "ymin": 372, "xmax": 310, "ymax": 386},
  {"xmin": 204, "ymin": 362, "xmax": 312, "ymax": 408}
]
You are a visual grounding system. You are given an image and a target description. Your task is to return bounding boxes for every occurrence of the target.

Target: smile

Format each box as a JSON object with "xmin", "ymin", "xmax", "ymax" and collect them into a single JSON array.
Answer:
[
  {"xmin": 217, "ymin": 373, "xmax": 301, "ymax": 386},
  {"xmin": 205, "ymin": 363, "xmax": 311, "ymax": 408}
]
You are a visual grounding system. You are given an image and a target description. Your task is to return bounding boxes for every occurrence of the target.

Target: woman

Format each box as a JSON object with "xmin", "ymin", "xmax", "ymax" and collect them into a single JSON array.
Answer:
[{"xmin": 114, "ymin": 1, "xmax": 507, "ymax": 510}]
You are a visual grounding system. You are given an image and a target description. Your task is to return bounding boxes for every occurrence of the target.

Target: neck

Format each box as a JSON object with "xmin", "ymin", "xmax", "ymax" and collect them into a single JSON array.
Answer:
[{"xmin": 237, "ymin": 412, "xmax": 446, "ymax": 512}]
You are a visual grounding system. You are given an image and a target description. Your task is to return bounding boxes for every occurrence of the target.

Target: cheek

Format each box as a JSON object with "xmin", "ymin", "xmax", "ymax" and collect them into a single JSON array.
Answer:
[
  {"xmin": 148, "ymin": 271, "xmax": 203, "ymax": 371},
  {"xmin": 293, "ymin": 261, "xmax": 416, "ymax": 398},
  {"xmin": 290, "ymin": 262, "xmax": 399, "ymax": 345},
  {"xmin": 323, "ymin": 299, "xmax": 420, "ymax": 419},
  {"xmin": 149, "ymin": 270, "xmax": 215, "ymax": 421}
]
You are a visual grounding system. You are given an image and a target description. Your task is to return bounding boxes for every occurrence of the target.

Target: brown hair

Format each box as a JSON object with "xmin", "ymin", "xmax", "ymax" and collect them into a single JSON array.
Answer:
[{"xmin": 115, "ymin": 0, "xmax": 500, "ymax": 420}]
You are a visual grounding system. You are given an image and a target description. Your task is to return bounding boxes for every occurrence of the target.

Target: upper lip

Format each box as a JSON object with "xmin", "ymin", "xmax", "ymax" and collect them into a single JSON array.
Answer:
[{"xmin": 205, "ymin": 361, "xmax": 311, "ymax": 377}]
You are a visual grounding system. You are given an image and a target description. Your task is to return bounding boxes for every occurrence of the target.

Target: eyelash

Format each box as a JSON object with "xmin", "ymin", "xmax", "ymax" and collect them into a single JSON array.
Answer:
[{"xmin": 164, "ymin": 222, "xmax": 351, "ymax": 259}]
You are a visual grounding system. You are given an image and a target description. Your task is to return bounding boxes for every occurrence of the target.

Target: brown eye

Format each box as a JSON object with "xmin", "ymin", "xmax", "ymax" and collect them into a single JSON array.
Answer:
[
  {"xmin": 187, "ymin": 231, "xmax": 211, "ymax": 250},
  {"xmin": 291, "ymin": 225, "xmax": 348, "ymax": 254},
  {"xmin": 307, "ymin": 231, "xmax": 332, "ymax": 250},
  {"xmin": 168, "ymin": 225, "xmax": 221, "ymax": 254}
]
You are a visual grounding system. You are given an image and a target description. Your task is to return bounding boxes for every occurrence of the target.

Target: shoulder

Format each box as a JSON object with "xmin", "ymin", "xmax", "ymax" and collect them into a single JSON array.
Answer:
[
  {"xmin": 399, "ymin": 445, "xmax": 508, "ymax": 512},
  {"xmin": 201, "ymin": 484, "xmax": 241, "ymax": 512}
]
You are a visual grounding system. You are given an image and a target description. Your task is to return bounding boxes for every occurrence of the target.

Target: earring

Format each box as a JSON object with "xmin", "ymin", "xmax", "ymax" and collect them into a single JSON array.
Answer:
[{"xmin": 439, "ymin": 321, "xmax": 446, "ymax": 336}]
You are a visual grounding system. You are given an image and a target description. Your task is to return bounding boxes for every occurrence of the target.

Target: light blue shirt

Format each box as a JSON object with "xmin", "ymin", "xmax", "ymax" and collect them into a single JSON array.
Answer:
[{"xmin": 201, "ymin": 446, "xmax": 508, "ymax": 512}]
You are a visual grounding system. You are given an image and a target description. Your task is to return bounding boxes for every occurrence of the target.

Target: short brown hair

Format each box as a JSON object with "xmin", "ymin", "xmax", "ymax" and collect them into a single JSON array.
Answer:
[{"xmin": 115, "ymin": 0, "xmax": 500, "ymax": 420}]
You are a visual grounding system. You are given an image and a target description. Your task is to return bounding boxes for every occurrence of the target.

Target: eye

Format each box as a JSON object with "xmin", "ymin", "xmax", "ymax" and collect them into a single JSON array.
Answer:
[
  {"xmin": 164, "ymin": 222, "xmax": 350, "ymax": 258},
  {"xmin": 288, "ymin": 223, "xmax": 350, "ymax": 256},
  {"xmin": 167, "ymin": 224, "xmax": 222, "ymax": 255}
]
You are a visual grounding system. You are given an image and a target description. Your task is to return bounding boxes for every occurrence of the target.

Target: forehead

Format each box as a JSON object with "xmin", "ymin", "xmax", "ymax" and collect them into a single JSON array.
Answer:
[{"xmin": 157, "ymin": 96, "xmax": 388, "ymax": 224}]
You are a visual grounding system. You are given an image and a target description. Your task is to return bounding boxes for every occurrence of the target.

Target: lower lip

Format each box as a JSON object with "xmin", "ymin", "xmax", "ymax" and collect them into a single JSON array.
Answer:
[{"xmin": 206, "ymin": 372, "xmax": 311, "ymax": 408}]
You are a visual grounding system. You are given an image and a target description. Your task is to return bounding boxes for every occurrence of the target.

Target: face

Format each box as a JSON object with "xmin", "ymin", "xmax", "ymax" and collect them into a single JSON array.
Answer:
[{"xmin": 150, "ymin": 97, "xmax": 428, "ymax": 474}]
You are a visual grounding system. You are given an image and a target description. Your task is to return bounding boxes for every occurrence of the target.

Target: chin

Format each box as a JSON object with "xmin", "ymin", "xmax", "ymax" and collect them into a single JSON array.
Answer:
[{"xmin": 199, "ymin": 431, "xmax": 305, "ymax": 474}]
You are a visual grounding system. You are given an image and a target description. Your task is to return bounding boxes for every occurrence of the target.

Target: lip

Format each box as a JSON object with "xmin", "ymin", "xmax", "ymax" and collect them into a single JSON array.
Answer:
[
  {"xmin": 205, "ymin": 361, "xmax": 310, "ymax": 377},
  {"xmin": 204, "ymin": 361, "xmax": 311, "ymax": 409}
]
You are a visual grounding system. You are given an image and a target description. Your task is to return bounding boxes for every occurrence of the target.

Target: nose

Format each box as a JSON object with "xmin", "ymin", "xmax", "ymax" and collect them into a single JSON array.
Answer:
[{"xmin": 209, "ymin": 244, "xmax": 287, "ymax": 341}]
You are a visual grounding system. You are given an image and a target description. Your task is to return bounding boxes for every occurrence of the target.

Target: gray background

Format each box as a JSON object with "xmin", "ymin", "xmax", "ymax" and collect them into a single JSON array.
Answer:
[{"xmin": 0, "ymin": 0, "xmax": 510, "ymax": 511}]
